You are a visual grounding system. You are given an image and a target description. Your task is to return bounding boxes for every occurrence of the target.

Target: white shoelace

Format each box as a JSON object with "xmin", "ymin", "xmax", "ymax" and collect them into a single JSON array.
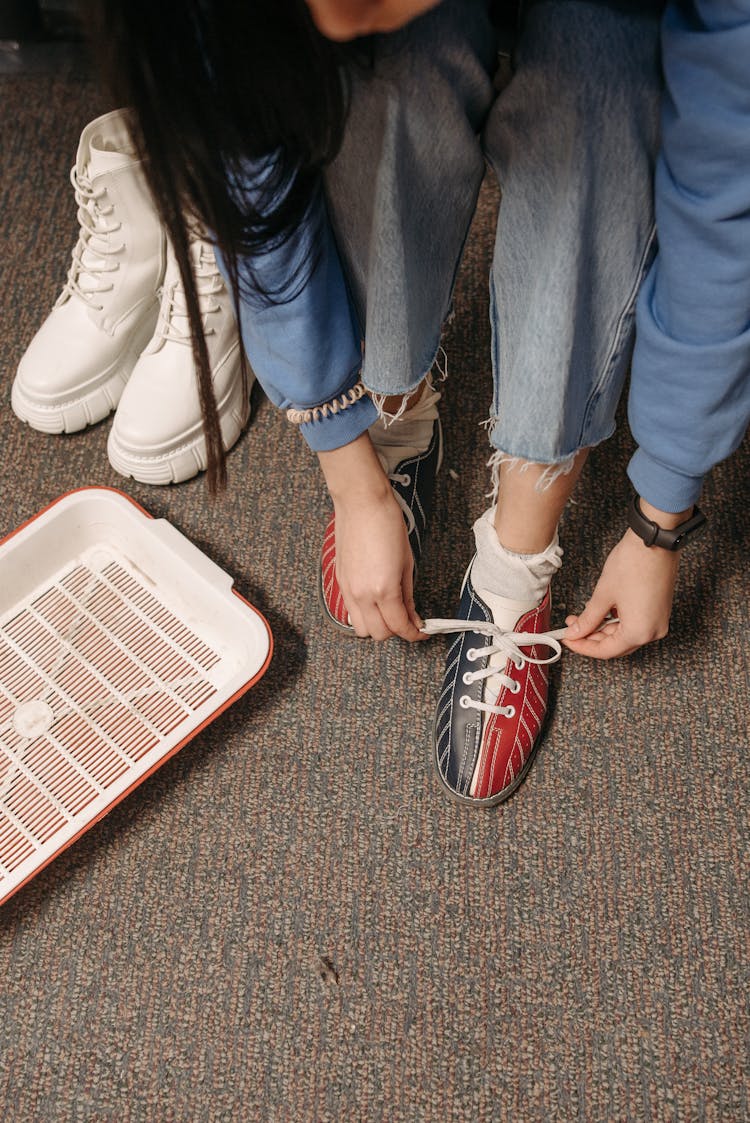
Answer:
[
  {"xmin": 159, "ymin": 241, "xmax": 224, "ymax": 346},
  {"xmin": 389, "ymin": 473, "xmax": 417, "ymax": 536},
  {"xmin": 422, "ymin": 615, "xmax": 617, "ymax": 718},
  {"xmin": 59, "ymin": 166, "xmax": 124, "ymax": 310},
  {"xmin": 422, "ymin": 617, "xmax": 565, "ymax": 717}
]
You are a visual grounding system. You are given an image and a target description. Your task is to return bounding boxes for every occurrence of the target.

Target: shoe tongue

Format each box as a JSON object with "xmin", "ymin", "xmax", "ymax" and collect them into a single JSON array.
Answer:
[
  {"xmin": 84, "ymin": 143, "xmax": 136, "ymax": 177},
  {"xmin": 371, "ymin": 386, "xmax": 440, "ymax": 477},
  {"xmin": 477, "ymin": 587, "xmax": 535, "ymax": 633},
  {"xmin": 78, "ymin": 112, "xmax": 138, "ymax": 178}
]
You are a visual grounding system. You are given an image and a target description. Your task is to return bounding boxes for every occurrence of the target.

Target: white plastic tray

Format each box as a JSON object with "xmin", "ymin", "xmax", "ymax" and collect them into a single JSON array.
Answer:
[{"xmin": 0, "ymin": 487, "xmax": 272, "ymax": 905}]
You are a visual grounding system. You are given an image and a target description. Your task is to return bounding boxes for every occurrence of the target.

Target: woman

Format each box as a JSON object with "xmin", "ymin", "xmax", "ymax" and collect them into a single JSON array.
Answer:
[{"xmin": 85, "ymin": 0, "xmax": 750, "ymax": 805}]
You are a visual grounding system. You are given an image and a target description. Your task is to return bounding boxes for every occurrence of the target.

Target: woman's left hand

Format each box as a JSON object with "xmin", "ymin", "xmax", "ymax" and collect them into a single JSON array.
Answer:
[{"xmin": 562, "ymin": 527, "xmax": 681, "ymax": 659}]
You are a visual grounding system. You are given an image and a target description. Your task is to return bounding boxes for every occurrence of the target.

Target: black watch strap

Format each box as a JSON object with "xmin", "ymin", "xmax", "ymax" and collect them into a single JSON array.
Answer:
[{"xmin": 628, "ymin": 495, "xmax": 707, "ymax": 550}]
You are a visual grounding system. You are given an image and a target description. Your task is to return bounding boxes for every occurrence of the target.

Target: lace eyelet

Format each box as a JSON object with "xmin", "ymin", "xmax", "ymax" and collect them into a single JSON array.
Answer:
[
  {"xmin": 465, "ymin": 648, "xmax": 477, "ymax": 662},
  {"xmin": 504, "ymin": 705, "xmax": 516, "ymax": 719},
  {"xmin": 511, "ymin": 680, "xmax": 521, "ymax": 695},
  {"xmin": 462, "ymin": 672, "xmax": 473, "ymax": 686},
  {"xmin": 459, "ymin": 695, "xmax": 471, "ymax": 709},
  {"xmin": 514, "ymin": 657, "xmax": 524, "ymax": 671}
]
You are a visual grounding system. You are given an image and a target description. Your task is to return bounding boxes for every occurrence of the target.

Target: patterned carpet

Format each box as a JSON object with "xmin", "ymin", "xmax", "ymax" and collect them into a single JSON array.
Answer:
[{"xmin": 0, "ymin": 61, "xmax": 747, "ymax": 1122}]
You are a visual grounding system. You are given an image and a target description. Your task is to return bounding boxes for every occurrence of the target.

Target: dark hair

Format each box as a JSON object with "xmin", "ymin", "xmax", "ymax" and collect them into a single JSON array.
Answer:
[{"xmin": 85, "ymin": 0, "xmax": 349, "ymax": 491}]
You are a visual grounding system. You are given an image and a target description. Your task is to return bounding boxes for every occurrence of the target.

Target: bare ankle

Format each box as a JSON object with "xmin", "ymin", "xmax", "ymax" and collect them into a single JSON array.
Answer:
[{"xmin": 492, "ymin": 449, "xmax": 589, "ymax": 552}]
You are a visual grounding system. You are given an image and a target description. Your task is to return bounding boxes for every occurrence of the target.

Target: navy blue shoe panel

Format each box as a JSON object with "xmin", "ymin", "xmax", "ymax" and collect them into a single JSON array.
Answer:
[
  {"xmin": 389, "ymin": 417, "xmax": 442, "ymax": 568},
  {"xmin": 434, "ymin": 568, "xmax": 494, "ymax": 798}
]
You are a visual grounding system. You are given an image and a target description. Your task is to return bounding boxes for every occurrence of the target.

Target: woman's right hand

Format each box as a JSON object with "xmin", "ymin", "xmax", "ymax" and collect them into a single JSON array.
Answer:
[{"xmin": 318, "ymin": 434, "xmax": 426, "ymax": 641}]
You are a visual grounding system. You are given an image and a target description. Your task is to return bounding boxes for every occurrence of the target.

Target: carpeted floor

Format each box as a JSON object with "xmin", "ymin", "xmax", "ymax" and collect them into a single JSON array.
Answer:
[{"xmin": 0, "ymin": 59, "xmax": 747, "ymax": 1123}]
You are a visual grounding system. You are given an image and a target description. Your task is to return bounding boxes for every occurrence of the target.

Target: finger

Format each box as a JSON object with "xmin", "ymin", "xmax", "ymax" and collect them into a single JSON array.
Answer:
[
  {"xmin": 565, "ymin": 590, "xmax": 615, "ymax": 640},
  {"xmin": 564, "ymin": 619, "xmax": 621, "ymax": 646},
  {"xmin": 565, "ymin": 613, "xmax": 619, "ymax": 636},
  {"xmin": 345, "ymin": 601, "xmax": 371, "ymax": 639},
  {"xmin": 342, "ymin": 591, "xmax": 387, "ymax": 640},
  {"xmin": 379, "ymin": 594, "xmax": 424, "ymax": 642},
  {"xmin": 361, "ymin": 604, "xmax": 392, "ymax": 642},
  {"xmin": 564, "ymin": 626, "xmax": 640, "ymax": 660}
]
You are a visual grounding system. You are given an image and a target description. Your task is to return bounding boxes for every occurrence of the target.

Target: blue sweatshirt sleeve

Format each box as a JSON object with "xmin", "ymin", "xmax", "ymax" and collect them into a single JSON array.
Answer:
[
  {"xmin": 214, "ymin": 166, "xmax": 377, "ymax": 452},
  {"xmin": 627, "ymin": 0, "xmax": 750, "ymax": 512}
]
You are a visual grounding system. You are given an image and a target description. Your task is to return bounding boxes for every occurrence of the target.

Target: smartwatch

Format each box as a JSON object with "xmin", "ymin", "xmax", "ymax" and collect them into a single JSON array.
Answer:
[{"xmin": 627, "ymin": 494, "xmax": 707, "ymax": 550}]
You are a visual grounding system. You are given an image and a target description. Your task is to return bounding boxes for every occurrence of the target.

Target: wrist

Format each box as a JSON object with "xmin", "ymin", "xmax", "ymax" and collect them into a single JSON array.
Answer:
[
  {"xmin": 318, "ymin": 433, "xmax": 391, "ymax": 505},
  {"xmin": 627, "ymin": 494, "xmax": 707, "ymax": 551},
  {"xmin": 638, "ymin": 497, "xmax": 693, "ymax": 530}
]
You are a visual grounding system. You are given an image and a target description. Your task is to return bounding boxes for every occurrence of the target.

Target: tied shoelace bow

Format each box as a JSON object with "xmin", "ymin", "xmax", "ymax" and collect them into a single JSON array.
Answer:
[
  {"xmin": 160, "ymin": 243, "xmax": 224, "ymax": 345},
  {"xmin": 59, "ymin": 166, "xmax": 124, "ymax": 310}
]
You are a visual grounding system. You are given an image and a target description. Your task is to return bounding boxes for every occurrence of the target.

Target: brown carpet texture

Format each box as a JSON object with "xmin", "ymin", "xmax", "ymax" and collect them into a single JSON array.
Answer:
[{"xmin": 0, "ymin": 63, "xmax": 748, "ymax": 1123}]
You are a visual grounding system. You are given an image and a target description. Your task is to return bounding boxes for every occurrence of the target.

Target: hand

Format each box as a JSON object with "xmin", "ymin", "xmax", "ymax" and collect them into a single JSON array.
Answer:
[
  {"xmin": 563, "ymin": 527, "xmax": 682, "ymax": 659},
  {"xmin": 333, "ymin": 486, "xmax": 424, "ymax": 640},
  {"xmin": 318, "ymin": 434, "xmax": 426, "ymax": 642}
]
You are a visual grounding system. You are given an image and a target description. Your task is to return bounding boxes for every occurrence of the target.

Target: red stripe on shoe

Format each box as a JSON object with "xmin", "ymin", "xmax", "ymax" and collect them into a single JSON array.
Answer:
[
  {"xmin": 321, "ymin": 513, "xmax": 350, "ymax": 627},
  {"xmin": 472, "ymin": 592, "xmax": 552, "ymax": 801}
]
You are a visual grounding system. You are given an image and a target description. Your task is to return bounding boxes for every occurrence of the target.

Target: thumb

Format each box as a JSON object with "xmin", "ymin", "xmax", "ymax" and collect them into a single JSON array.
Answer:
[{"xmin": 566, "ymin": 586, "xmax": 614, "ymax": 639}]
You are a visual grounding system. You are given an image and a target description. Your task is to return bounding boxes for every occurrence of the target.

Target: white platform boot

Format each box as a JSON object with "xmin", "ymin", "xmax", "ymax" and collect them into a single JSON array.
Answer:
[
  {"xmin": 107, "ymin": 234, "xmax": 251, "ymax": 484},
  {"xmin": 12, "ymin": 109, "xmax": 165, "ymax": 433}
]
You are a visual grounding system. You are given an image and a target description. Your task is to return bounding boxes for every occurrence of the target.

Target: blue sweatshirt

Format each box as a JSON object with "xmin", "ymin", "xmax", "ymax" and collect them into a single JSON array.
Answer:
[
  {"xmin": 628, "ymin": 0, "xmax": 750, "ymax": 511},
  {"xmin": 224, "ymin": 0, "xmax": 750, "ymax": 508}
]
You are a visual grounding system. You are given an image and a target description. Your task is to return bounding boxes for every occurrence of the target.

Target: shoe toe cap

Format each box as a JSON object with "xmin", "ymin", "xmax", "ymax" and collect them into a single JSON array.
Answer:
[{"xmin": 16, "ymin": 305, "xmax": 126, "ymax": 401}]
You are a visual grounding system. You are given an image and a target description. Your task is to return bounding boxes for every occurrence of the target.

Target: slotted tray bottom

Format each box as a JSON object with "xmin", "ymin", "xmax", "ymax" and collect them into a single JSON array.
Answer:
[{"xmin": 0, "ymin": 489, "xmax": 271, "ymax": 904}]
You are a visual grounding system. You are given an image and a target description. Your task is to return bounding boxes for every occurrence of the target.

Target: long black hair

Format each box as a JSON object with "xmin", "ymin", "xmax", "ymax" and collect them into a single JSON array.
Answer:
[{"xmin": 85, "ymin": 0, "xmax": 350, "ymax": 491}]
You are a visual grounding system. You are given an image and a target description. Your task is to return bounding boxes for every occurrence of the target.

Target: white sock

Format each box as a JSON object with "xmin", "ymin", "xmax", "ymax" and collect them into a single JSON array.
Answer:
[
  {"xmin": 369, "ymin": 385, "xmax": 441, "ymax": 477},
  {"xmin": 468, "ymin": 506, "xmax": 563, "ymax": 705},
  {"xmin": 470, "ymin": 506, "xmax": 562, "ymax": 631}
]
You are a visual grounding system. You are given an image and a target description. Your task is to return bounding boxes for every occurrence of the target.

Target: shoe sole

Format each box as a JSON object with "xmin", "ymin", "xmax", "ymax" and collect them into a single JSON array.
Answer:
[
  {"xmin": 12, "ymin": 362, "xmax": 131, "ymax": 434},
  {"xmin": 431, "ymin": 678, "xmax": 556, "ymax": 808},
  {"xmin": 317, "ymin": 565, "xmax": 358, "ymax": 637},
  {"xmin": 107, "ymin": 353, "xmax": 250, "ymax": 485},
  {"xmin": 11, "ymin": 310, "xmax": 158, "ymax": 434}
]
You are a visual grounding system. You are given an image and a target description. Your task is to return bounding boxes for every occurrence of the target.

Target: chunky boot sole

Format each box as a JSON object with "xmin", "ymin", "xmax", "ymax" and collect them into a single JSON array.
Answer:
[
  {"xmin": 106, "ymin": 352, "xmax": 250, "ymax": 485},
  {"xmin": 11, "ymin": 308, "xmax": 159, "ymax": 434}
]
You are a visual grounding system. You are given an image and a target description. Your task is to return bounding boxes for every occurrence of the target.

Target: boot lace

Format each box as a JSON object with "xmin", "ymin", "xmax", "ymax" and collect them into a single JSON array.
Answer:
[
  {"xmin": 159, "ymin": 241, "xmax": 224, "ymax": 346},
  {"xmin": 58, "ymin": 166, "xmax": 124, "ymax": 311}
]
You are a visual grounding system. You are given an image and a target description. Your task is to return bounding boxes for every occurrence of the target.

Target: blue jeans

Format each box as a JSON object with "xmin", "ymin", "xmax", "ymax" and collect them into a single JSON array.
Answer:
[{"xmin": 325, "ymin": 0, "xmax": 663, "ymax": 466}]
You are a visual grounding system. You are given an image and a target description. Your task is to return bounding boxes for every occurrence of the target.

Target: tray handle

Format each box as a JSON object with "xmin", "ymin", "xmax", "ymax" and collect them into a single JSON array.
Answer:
[{"xmin": 150, "ymin": 518, "xmax": 236, "ymax": 596}]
